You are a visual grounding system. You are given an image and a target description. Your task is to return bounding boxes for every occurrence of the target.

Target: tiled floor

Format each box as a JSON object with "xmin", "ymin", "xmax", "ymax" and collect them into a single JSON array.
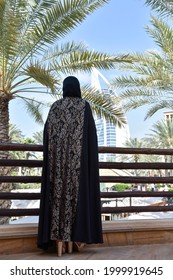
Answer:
[{"xmin": 1, "ymin": 243, "xmax": 173, "ymax": 260}]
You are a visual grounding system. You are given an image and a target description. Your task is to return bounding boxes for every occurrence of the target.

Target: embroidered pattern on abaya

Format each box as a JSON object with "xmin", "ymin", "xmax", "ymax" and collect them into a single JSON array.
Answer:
[{"xmin": 47, "ymin": 98, "xmax": 85, "ymax": 241}]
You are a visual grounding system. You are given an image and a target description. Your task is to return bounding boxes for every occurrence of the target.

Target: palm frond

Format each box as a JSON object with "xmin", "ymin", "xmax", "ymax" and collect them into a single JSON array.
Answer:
[
  {"xmin": 43, "ymin": 41, "xmax": 89, "ymax": 62},
  {"xmin": 146, "ymin": 17, "xmax": 173, "ymax": 55},
  {"xmin": 122, "ymin": 100, "xmax": 152, "ymax": 112},
  {"xmin": 9, "ymin": 123, "xmax": 24, "ymax": 142},
  {"xmin": 144, "ymin": 118, "xmax": 173, "ymax": 148},
  {"xmin": 32, "ymin": 130, "xmax": 43, "ymax": 144},
  {"xmin": 0, "ymin": 1, "xmax": 24, "ymax": 85},
  {"xmin": 52, "ymin": 51, "xmax": 131, "ymax": 74},
  {"xmin": 120, "ymin": 88, "xmax": 164, "ymax": 98},
  {"xmin": 145, "ymin": 0, "xmax": 173, "ymax": 17},
  {"xmin": 111, "ymin": 75, "xmax": 156, "ymax": 89},
  {"xmin": 115, "ymin": 51, "xmax": 159, "ymax": 75},
  {"xmin": 0, "ymin": 0, "xmax": 29, "ymax": 59},
  {"xmin": 19, "ymin": 97, "xmax": 44, "ymax": 124},
  {"xmin": 111, "ymin": 25, "xmax": 173, "ymax": 118},
  {"xmin": 125, "ymin": 137, "xmax": 143, "ymax": 148},
  {"xmin": 18, "ymin": 0, "xmax": 109, "ymax": 55},
  {"xmin": 120, "ymin": 92, "xmax": 173, "ymax": 119},
  {"xmin": 118, "ymin": 82, "xmax": 173, "ymax": 115},
  {"xmin": 23, "ymin": 62, "xmax": 58, "ymax": 92},
  {"xmin": 81, "ymin": 85, "xmax": 126, "ymax": 127},
  {"xmin": 0, "ymin": 1, "xmax": 35, "ymax": 86},
  {"xmin": 4, "ymin": 0, "xmax": 110, "ymax": 81},
  {"xmin": 145, "ymin": 100, "xmax": 173, "ymax": 119},
  {"xmin": 112, "ymin": 67, "xmax": 173, "ymax": 91}
]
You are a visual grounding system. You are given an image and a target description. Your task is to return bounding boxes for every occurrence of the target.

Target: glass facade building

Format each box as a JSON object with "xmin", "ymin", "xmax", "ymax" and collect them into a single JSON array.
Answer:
[
  {"xmin": 95, "ymin": 113, "xmax": 130, "ymax": 162},
  {"xmin": 91, "ymin": 68, "xmax": 130, "ymax": 161},
  {"xmin": 95, "ymin": 116, "xmax": 116, "ymax": 161}
]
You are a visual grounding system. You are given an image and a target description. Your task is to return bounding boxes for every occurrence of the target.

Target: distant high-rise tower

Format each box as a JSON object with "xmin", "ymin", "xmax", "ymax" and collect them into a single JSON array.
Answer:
[{"xmin": 91, "ymin": 68, "xmax": 130, "ymax": 161}]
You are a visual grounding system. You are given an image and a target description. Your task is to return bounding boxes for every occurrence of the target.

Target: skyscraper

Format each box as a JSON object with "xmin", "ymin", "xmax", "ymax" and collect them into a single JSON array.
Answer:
[{"xmin": 91, "ymin": 68, "xmax": 130, "ymax": 161}]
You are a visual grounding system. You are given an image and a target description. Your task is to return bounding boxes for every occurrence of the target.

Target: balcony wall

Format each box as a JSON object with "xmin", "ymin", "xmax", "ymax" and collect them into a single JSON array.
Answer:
[
  {"xmin": 1, "ymin": 143, "xmax": 173, "ymax": 255},
  {"xmin": 1, "ymin": 219, "xmax": 173, "ymax": 255}
]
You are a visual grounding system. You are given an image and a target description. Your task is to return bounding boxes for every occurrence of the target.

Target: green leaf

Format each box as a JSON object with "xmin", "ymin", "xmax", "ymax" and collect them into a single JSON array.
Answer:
[
  {"xmin": 81, "ymin": 85, "xmax": 127, "ymax": 127},
  {"xmin": 145, "ymin": 0, "xmax": 173, "ymax": 17},
  {"xmin": 52, "ymin": 51, "xmax": 131, "ymax": 74},
  {"xmin": 20, "ymin": 97, "xmax": 44, "ymax": 124},
  {"xmin": 24, "ymin": 62, "xmax": 58, "ymax": 92}
]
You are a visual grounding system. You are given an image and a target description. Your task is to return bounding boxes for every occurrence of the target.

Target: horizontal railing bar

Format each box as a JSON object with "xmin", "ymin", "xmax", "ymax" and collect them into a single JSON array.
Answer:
[
  {"xmin": 1, "ymin": 160, "xmax": 173, "ymax": 169},
  {"xmin": 100, "ymin": 191, "xmax": 173, "ymax": 198},
  {"xmin": 0, "ymin": 143, "xmax": 43, "ymax": 152},
  {"xmin": 1, "ymin": 143, "xmax": 173, "ymax": 219},
  {"xmin": 0, "ymin": 159, "xmax": 43, "ymax": 167},
  {"xmin": 0, "ymin": 191, "xmax": 172, "ymax": 200},
  {"xmin": 1, "ymin": 143, "xmax": 173, "ymax": 155},
  {"xmin": 100, "ymin": 176, "xmax": 173, "ymax": 184},
  {"xmin": 0, "ymin": 192, "xmax": 41, "ymax": 200},
  {"xmin": 1, "ymin": 176, "xmax": 173, "ymax": 184},
  {"xmin": 98, "ymin": 146, "xmax": 173, "ymax": 155},
  {"xmin": 101, "ymin": 205, "xmax": 173, "ymax": 214},
  {"xmin": 0, "ymin": 209, "xmax": 39, "ymax": 217},
  {"xmin": 99, "ymin": 162, "xmax": 173, "ymax": 169},
  {"xmin": 1, "ymin": 160, "xmax": 173, "ymax": 170},
  {"xmin": 0, "ymin": 176, "xmax": 42, "ymax": 183},
  {"xmin": 1, "ymin": 205, "xmax": 173, "ymax": 217}
]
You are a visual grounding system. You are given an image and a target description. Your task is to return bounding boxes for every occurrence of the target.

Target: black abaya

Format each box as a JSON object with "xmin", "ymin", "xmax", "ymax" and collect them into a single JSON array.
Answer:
[{"xmin": 37, "ymin": 97, "xmax": 103, "ymax": 249}]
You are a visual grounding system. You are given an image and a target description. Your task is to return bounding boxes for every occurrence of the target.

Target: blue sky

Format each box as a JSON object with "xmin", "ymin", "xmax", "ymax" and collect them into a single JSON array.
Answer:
[{"xmin": 10, "ymin": 0, "xmax": 161, "ymax": 139}]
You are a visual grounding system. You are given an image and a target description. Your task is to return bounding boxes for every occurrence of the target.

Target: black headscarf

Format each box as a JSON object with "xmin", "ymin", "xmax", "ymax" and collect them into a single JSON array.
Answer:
[{"xmin": 63, "ymin": 76, "xmax": 81, "ymax": 98}]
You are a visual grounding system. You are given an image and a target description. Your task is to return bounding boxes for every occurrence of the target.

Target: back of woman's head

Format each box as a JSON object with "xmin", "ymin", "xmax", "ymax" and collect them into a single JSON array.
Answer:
[{"xmin": 63, "ymin": 76, "xmax": 81, "ymax": 98}]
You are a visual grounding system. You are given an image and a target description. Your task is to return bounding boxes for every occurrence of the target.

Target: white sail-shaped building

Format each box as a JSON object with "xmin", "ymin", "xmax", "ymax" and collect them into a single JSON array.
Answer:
[{"xmin": 91, "ymin": 68, "xmax": 130, "ymax": 161}]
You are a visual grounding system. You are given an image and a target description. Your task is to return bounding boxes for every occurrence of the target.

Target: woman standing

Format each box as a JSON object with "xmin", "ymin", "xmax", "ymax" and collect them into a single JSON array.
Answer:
[{"xmin": 37, "ymin": 76, "xmax": 103, "ymax": 256}]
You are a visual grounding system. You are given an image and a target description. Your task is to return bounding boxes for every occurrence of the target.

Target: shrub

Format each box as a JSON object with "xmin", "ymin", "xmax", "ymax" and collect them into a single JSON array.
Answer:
[{"xmin": 112, "ymin": 183, "xmax": 131, "ymax": 192}]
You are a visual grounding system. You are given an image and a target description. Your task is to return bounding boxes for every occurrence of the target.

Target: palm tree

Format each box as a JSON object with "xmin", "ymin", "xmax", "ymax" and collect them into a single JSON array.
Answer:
[
  {"xmin": 9, "ymin": 124, "xmax": 24, "ymax": 144},
  {"xmin": 0, "ymin": 0, "xmax": 130, "ymax": 146},
  {"xmin": 122, "ymin": 137, "xmax": 144, "ymax": 176},
  {"xmin": 110, "ymin": 4, "xmax": 173, "ymax": 120},
  {"xmin": 0, "ymin": 0, "xmax": 131, "ymax": 224},
  {"xmin": 9, "ymin": 123, "xmax": 25, "ymax": 163},
  {"xmin": 144, "ymin": 119, "xmax": 173, "ymax": 149},
  {"xmin": 32, "ymin": 131, "xmax": 43, "ymax": 144},
  {"xmin": 143, "ymin": 119, "xmax": 173, "ymax": 176},
  {"xmin": 0, "ymin": 123, "xmax": 24, "ymax": 224},
  {"xmin": 125, "ymin": 138, "xmax": 143, "ymax": 163}
]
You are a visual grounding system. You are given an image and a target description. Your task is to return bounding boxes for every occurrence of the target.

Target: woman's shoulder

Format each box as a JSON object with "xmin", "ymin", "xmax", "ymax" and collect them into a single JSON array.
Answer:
[{"xmin": 49, "ymin": 98, "xmax": 63, "ymax": 110}]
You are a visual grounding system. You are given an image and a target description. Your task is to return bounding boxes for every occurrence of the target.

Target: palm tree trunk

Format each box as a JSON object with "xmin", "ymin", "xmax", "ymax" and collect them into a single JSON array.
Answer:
[
  {"xmin": 0, "ymin": 94, "xmax": 10, "ymax": 143},
  {"xmin": 0, "ymin": 95, "xmax": 12, "ymax": 224}
]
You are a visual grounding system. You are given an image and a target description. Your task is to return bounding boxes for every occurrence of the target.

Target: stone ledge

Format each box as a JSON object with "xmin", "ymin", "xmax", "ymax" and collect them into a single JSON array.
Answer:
[
  {"xmin": 102, "ymin": 219, "xmax": 173, "ymax": 232},
  {"xmin": 1, "ymin": 219, "xmax": 173, "ymax": 254},
  {"xmin": 0, "ymin": 223, "xmax": 37, "ymax": 239},
  {"xmin": 102, "ymin": 219, "xmax": 173, "ymax": 247}
]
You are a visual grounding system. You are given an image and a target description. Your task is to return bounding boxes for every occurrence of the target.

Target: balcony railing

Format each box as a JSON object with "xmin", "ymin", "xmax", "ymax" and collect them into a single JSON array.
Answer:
[{"xmin": 1, "ymin": 143, "xmax": 173, "ymax": 219}]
